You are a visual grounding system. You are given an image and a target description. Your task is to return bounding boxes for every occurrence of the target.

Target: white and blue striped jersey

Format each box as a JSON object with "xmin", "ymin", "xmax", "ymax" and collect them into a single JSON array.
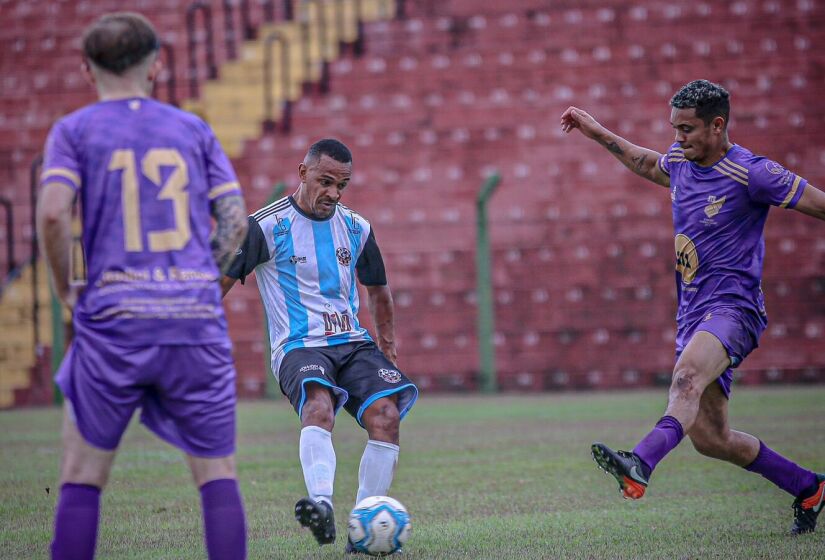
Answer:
[{"xmin": 227, "ymin": 196, "xmax": 387, "ymax": 378}]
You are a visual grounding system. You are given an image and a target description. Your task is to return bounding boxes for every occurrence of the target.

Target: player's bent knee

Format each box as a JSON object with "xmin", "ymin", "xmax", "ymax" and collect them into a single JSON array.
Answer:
[
  {"xmin": 300, "ymin": 389, "xmax": 336, "ymax": 430},
  {"xmin": 60, "ymin": 436, "xmax": 116, "ymax": 488},
  {"xmin": 670, "ymin": 367, "xmax": 703, "ymax": 400},
  {"xmin": 188, "ymin": 454, "xmax": 237, "ymax": 487},
  {"xmin": 363, "ymin": 399, "xmax": 400, "ymax": 441}
]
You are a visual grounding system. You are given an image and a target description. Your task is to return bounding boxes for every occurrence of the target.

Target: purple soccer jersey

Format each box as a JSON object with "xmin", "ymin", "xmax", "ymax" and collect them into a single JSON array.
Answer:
[
  {"xmin": 41, "ymin": 97, "xmax": 241, "ymax": 345},
  {"xmin": 658, "ymin": 143, "xmax": 808, "ymax": 353}
]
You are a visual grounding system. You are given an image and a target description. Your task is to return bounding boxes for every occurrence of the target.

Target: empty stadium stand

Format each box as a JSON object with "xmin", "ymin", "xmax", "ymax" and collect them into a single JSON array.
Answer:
[{"xmin": 1, "ymin": 0, "xmax": 823, "ymax": 406}]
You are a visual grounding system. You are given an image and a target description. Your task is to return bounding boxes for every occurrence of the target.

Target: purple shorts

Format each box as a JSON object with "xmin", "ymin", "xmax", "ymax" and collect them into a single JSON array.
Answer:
[
  {"xmin": 676, "ymin": 308, "xmax": 765, "ymax": 398},
  {"xmin": 56, "ymin": 335, "xmax": 237, "ymax": 457}
]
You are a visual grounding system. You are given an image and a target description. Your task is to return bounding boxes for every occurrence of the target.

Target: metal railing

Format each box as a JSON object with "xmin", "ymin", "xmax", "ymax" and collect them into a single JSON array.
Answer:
[
  {"xmin": 158, "ymin": 42, "xmax": 179, "ymax": 107},
  {"xmin": 29, "ymin": 154, "xmax": 42, "ymax": 353},
  {"xmin": 0, "ymin": 197, "xmax": 14, "ymax": 278},
  {"xmin": 301, "ymin": 0, "xmax": 331, "ymax": 95},
  {"xmin": 186, "ymin": 1, "xmax": 218, "ymax": 98},
  {"xmin": 262, "ymin": 0, "xmax": 294, "ymax": 23},
  {"xmin": 263, "ymin": 30, "xmax": 293, "ymax": 133}
]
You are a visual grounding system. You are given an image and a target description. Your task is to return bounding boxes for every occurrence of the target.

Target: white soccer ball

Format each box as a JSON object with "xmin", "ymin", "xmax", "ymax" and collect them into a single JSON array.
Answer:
[{"xmin": 347, "ymin": 496, "xmax": 411, "ymax": 556}]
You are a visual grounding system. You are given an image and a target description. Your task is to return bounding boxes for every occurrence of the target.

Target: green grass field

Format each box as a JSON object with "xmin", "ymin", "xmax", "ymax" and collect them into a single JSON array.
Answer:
[{"xmin": 2, "ymin": 386, "xmax": 824, "ymax": 559}]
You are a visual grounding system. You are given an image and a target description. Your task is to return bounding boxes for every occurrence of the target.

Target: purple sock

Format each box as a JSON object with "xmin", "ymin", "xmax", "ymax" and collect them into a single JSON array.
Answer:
[
  {"xmin": 632, "ymin": 415, "xmax": 685, "ymax": 476},
  {"xmin": 200, "ymin": 479, "xmax": 247, "ymax": 560},
  {"xmin": 744, "ymin": 441, "xmax": 817, "ymax": 497},
  {"xmin": 51, "ymin": 483, "xmax": 101, "ymax": 560}
]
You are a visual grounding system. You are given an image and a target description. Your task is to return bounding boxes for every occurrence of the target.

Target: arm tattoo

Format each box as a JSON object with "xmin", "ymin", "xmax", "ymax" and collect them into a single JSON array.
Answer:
[
  {"xmin": 210, "ymin": 194, "xmax": 248, "ymax": 274},
  {"xmin": 605, "ymin": 141, "xmax": 624, "ymax": 155},
  {"xmin": 597, "ymin": 136, "xmax": 625, "ymax": 156},
  {"xmin": 632, "ymin": 154, "xmax": 648, "ymax": 172}
]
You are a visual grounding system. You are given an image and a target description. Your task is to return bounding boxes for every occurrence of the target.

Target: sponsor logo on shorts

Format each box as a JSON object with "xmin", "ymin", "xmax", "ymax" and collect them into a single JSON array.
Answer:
[
  {"xmin": 300, "ymin": 364, "xmax": 326, "ymax": 376},
  {"xmin": 378, "ymin": 368, "xmax": 402, "ymax": 383},
  {"xmin": 336, "ymin": 247, "xmax": 352, "ymax": 266}
]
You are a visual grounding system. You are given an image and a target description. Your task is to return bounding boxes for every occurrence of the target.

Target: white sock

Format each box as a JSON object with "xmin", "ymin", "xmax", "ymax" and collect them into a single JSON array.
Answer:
[
  {"xmin": 356, "ymin": 440, "xmax": 400, "ymax": 504},
  {"xmin": 299, "ymin": 426, "xmax": 336, "ymax": 505}
]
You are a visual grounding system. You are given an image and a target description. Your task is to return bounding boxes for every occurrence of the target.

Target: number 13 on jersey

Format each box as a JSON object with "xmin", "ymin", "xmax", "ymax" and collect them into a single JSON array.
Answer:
[{"xmin": 108, "ymin": 148, "xmax": 191, "ymax": 252}]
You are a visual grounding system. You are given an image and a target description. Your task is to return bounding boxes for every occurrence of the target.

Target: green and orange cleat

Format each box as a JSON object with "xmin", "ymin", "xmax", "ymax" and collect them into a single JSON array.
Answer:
[
  {"xmin": 591, "ymin": 442, "xmax": 649, "ymax": 500},
  {"xmin": 791, "ymin": 474, "xmax": 825, "ymax": 535}
]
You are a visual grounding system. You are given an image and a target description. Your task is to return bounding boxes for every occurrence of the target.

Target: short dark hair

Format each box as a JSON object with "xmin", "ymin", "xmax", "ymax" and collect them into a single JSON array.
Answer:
[
  {"xmin": 670, "ymin": 80, "xmax": 730, "ymax": 126},
  {"xmin": 306, "ymin": 139, "xmax": 352, "ymax": 165},
  {"xmin": 82, "ymin": 12, "xmax": 160, "ymax": 75}
]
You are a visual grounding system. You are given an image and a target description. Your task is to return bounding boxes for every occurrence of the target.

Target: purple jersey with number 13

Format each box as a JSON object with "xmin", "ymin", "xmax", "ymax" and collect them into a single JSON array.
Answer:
[
  {"xmin": 658, "ymin": 142, "xmax": 808, "ymax": 352},
  {"xmin": 40, "ymin": 97, "xmax": 241, "ymax": 345}
]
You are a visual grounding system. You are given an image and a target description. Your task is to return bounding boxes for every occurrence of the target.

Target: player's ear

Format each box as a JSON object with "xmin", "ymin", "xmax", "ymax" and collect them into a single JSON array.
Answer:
[
  {"xmin": 712, "ymin": 115, "xmax": 726, "ymax": 134},
  {"xmin": 298, "ymin": 162, "xmax": 308, "ymax": 183},
  {"xmin": 80, "ymin": 59, "xmax": 96, "ymax": 87},
  {"xmin": 147, "ymin": 54, "xmax": 163, "ymax": 83}
]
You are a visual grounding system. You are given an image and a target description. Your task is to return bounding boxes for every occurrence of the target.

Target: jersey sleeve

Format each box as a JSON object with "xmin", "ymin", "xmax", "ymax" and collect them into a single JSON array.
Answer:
[
  {"xmin": 225, "ymin": 217, "xmax": 271, "ymax": 283},
  {"xmin": 200, "ymin": 120, "xmax": 242, "ymax": 203},
  {"xmin": 657, "ymin": 143, "xmax": 680, "ymax": 177},
  {"xmin": 747, "ymin": 157, "xmax": 808, "ymax": 209},
  {"xmin": 40, "ymin": 120, "xmax": 81, "ymax": 193},
  {"xmin": 356, "ymin": 229, "xmax": 387, "ymax": 286}
]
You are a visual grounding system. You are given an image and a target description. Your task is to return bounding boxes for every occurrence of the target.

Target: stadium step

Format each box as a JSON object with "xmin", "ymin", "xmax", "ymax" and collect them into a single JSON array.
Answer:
[
  {"xmin": 186, "ymin": 0, "xmax": 398, "ymax": 158},
  {"xmin": 0, "ymin": 262, "xmax": 59, "ymax": 409}
]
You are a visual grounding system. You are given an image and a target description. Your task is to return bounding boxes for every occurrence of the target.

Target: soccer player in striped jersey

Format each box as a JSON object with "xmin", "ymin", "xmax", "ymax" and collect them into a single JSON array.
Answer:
[
  {"xmin": 38, "ymin": 13, "xmax": 249, "ymax": 559},
  {"xmin": 560, "ymin": 80, "xmax": 825, "ymax": 534},
  {"xmin": 222, "ymin": 139, "xmax": 418, "ymax": 551}
]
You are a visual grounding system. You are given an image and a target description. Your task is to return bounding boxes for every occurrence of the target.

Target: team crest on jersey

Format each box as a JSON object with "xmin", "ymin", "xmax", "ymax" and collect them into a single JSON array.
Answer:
[
  {"xmin": 378, "ymin": 368, "xmax": 402, "ymax": 383},
  {"xmin": 704, "ymin": 195, "xmax": 726, "ymax": 218},
  {"xmin": 765, "ymin": 161, "xmax": 785, "ymax": 175},
  {"xmin": 336, "ymin": 247, "xmax": 352, "ymax": 266}
]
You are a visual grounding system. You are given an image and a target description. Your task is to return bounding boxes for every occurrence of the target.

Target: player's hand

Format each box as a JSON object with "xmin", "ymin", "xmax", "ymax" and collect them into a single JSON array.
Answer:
[
  {"xmin": 379, "ymin": 342, "xmax": 398, "ymax": 367},
  {"xmin": 560, "ymin": 106, "xmax": 604, "ymax": 139}
]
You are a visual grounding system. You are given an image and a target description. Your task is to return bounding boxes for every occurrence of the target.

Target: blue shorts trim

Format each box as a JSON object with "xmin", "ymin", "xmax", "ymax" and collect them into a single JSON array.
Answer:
[
  {"xmin": 355, "ymin": 383, "xmax": 419, "ymax": 428},
  {"xmin": 297, "ymin": 377, "xmax": 348, "ymax": 419}
]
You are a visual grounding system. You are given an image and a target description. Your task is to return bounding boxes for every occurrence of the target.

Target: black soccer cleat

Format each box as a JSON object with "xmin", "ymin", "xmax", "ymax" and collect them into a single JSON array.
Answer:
[
  {"xmin": 295, "ymin": 497, "xmax": 336, "ymax": 545},
  {"xmin": 791, "ymin": 473, "xmax": 825, "ymax": 535},
  {"xmin": 591, "ymin": 442, "xmax": 649, "ymax": 500}
]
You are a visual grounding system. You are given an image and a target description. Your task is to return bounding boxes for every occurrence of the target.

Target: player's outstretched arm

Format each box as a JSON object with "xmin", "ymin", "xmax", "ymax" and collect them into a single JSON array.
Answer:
[
  {"xmin": 210, "ymin": 194, "xmax": 248, "ymax": 274},
  {"xmin": 791, "ymin": 183, "xmax": 825, "ymax": 222},
  {"xmin": 366, "ymin": 284, "xmax": 398, "ymax": 366},
  {"xmin": 560, "ymin": 106, "xmax": 670, "ymax": 188},
  {"xmin": 37, "ymin": 183, "xmax": 82, "ymax": 308}
]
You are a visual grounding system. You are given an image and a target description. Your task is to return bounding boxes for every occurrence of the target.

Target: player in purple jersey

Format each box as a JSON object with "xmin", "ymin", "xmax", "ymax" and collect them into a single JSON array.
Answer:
[
  {"xmin": 37, "ymin": 13, "xmax": 249, "ymax": 559},
  {"xmin": 560, "ymin": 80, "xmax": 825, "ymax": 534}
]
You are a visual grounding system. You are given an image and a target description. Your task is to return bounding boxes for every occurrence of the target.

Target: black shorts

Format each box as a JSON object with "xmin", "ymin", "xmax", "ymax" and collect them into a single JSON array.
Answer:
[{"xmin": 278, "ymin": 341, "xmax": 418, "ymax": 427}]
